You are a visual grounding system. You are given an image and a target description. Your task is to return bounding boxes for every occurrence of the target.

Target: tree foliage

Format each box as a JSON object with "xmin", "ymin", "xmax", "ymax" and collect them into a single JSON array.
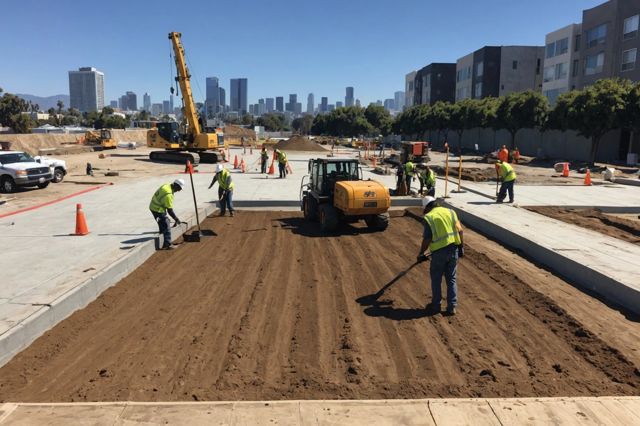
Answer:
[
  {"xmin": 256, "ymin": 113, "xmax": 288, "ymax": 131},
  {"xmin": 364, "ymin": 104, "xmax": 392, "ymax": 136},
  {"xmin": 493, "ymin": 91, "xmax": 549, "ymax": 149},
  {"xmin": 292, "ymin": 114, "xmax": 314, "ymax": 135},
  {"xmin": 311, "ymin": 106, "xmax": 374, "ymax": 137},
  {"xmin": 0, "ymin": 90, "xmax": 34, "ymax": 133}
]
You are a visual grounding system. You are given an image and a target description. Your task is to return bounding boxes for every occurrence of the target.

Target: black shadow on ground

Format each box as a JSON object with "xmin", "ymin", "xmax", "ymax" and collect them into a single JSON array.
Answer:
[
  {"xmin": 121, "ymin": 237, "xmax": 155, "ymax": 244},
  {"xmin": 275, "ymin": 217, "xmax": 381, "ymax": 238},
  {"xmin": 99, "ymin": 232, "xmax": 157, "ymax": 237},
  {"xmin": 468, "ymin": 201, "xmax": 498, "ymax": 205},
  {"xmin": 109, "ymin": 153, "xmax": 147, "ymax": 158}
]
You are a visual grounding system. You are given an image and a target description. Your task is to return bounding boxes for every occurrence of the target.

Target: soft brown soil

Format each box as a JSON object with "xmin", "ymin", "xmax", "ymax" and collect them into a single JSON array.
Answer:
[
  {"xmin": 275, "ymin": 136, "xmax": 326, "ymax": 152},
  {"xmin": 432, "ymin": 165, "xmax": 497, "ymax": 182},
  {"xmin": 0, "ymin": 211, "xmax": 638, "ymax": 402},
  {"xmin": 527, "ymin": 207, "xmax": 640, "ymax": 244}
]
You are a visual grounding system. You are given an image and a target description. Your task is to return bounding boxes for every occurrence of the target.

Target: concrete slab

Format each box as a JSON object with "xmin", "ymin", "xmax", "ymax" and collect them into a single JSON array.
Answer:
[
  {"xmin": 3, "ymin": 398, "xmax": 635, "ymax": 425},
  {"xmin": 442, "ymin": 184, "xmax": 640, "ymax": 315}
]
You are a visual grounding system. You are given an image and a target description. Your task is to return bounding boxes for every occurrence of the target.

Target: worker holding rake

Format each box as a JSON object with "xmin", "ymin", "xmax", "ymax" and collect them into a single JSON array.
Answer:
[
  {"xmin": 418, "ymin": 196, "xmax": 464, "ymax": 315},
  {"xmin": 209, "ymin": 164, "xmax": 235, "ymax": 217}
]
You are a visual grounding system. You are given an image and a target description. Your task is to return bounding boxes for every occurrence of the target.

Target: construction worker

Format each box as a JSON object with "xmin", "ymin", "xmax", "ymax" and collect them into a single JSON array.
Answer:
[
  {"xmin": 417, "ymin": 196, "xmax": 464, "ymax": 315},
  {"xmin": 496, "ymin": 160, "xmax": 517, "ymax": 203},
  {"xmin": 512, "ymin": 147, "xmax": 521, "ymax": 164},
  {"xmin": 396, "ymin": 164, "xmax": 406, "ymax": 196},
  {"xmin": 404, "ymin": 160, "xmax": 416, "ymax": 194},
  {"xmin": 209, "ymin": 164, "xmax": 235, "ymax": 216},
  {"xmin": 498, "ymin": 145, "xmax": 509, "ymax": 163},
  {"xmin": 275, "ymin": 148, "xmax": 288, "ymax": 178},
  {"xmin": 260, "ymin": 146, "xmax": 269, "ymax": 174},
  {"xmin": 149, "ymin": 179, "xmax": 185, "ymax": 250},
  {"xmin": 418, "ymin": 165, "xmax": 436, "ymax": 196}
]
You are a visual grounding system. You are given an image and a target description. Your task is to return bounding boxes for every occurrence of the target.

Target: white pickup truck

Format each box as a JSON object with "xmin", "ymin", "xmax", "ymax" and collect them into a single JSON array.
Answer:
[
  {"xmin": 0, "ymin": 151, "xmax": 54, "ymax": 193},
  {"xmin": 33, "ymin": 155, "xmax": 67, "ymax": 183}
]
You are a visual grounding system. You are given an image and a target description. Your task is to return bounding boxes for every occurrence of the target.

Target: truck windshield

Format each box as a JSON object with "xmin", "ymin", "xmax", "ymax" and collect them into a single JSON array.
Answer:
[
  {"xmin": 326, "ymin": 162, "xmax": 358, "ymax": 180},
  {"xmin": 0, "ymin": 152, "xmax": 35, "ymax": 164}
]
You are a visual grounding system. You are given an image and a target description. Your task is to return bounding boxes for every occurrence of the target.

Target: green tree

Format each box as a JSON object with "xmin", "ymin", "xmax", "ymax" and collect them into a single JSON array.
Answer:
[
  {"xmin": 257, "ymin": 113, "xmax": 287, "ymax": 131},
  {"xmin": 624, "ymin": 82, "xmax": 640, "ymax": 155},
  {"xmin": 364, "ymin": 104, "xmax": 392, "ymax": 135},
  {"xmin": 545, "ymin": 91, "xmax": 579, "ymax": 132},
  {"xmin": 567, "ymin": 79, "xmax": 631, "ymax": 165},
  {"xmin": 494, "ymin": 91, "xmax": 549, "ymax": 149},
  {"xmin": 427, "ymin": 101, "xmax": 453, "ymax": 144},
  {"xmin": 292, "ymin": 114, "xmax": 314, "ymax": 135},
  {"xmin": 102, "ymin": 106, "xmax": 115, "ymax": 115},
  {"xmin": 10, "ymin": 113, "xmax": 33, "ymax": 133},
  {"xmin": 311, "ymin": 113, "xmax": 329, "ymax": 135},
  {"xmin": 0, "ymin": 91, "xmax": 33, "ymax": 133}
]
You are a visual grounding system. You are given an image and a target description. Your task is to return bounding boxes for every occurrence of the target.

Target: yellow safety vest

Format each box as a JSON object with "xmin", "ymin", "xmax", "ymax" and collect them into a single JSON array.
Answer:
[
  {"xmin": 424, "ymin": 207, "xmax": 461, "ymax": 253},
  {"xmin": 218, "ymin": 169, "xmax": 235, "ymax": 190},
  {"xmin": 405, "ymin": 162, "xmax": 415, "ymax": 177},
  {"xmin": 149, "ymin": 183, "xmax": 174, "ymax": 213},
  {"xmin": 420, "ymin": 169, "xmax": 435, "ymax": 186},
  {"xmin": 278, "ymin": 151, "xmax": 287, "ymax": 164},
  {"xmin": 499, "ymin": 162, "xmax": 516, "ymax": 182}
]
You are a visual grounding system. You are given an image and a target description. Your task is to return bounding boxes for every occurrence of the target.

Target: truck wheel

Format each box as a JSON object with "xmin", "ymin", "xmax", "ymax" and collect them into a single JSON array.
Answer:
[
  {"xmin": 52, "ymin": 167, "xmax": 65, "ymax": 183},
  {"xmin": 1, "ymin": 176, "xmax": 16, "ymax": 193},
  {"xmin": 37, "ymin": 181, "xmax": 50, "ymax": 189},
  {"xmin": 303, "ymin": 196, "xmax": 318, "ymax": 221},
  {"xmin": 365, "ymin": 213, "xmax": 389, "ymax": 231},
  {"xmin": 319, "ymin": 204, "xmax": 339, "ymax": 232}
]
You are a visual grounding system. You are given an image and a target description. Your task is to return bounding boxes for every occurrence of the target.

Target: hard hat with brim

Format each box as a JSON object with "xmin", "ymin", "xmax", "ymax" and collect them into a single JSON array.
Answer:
[
  {"xmin": 173, "ymin": 178, "xmax": 185, "ymax": 189},
  {"xmin": 421, "ymin": 196, "xmax": 436, "ymax": 208},
  {"xmin": 216, "ymin": 164, "xmax": 224, "ymax": 173}
]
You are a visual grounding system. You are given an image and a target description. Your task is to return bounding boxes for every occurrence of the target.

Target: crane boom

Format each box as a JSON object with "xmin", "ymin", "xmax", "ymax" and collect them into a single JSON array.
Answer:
[{"xmin": 168, "ymin": 31, "xmax": 201, "ymax": 138}]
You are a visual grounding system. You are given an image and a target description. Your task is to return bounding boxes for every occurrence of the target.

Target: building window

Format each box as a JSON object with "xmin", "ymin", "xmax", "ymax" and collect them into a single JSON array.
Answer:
[
  {"xmin": 536, "ymin": 58, "xmax": 541, "ymax": 74},
  {"xmin": 624, "ymin": 15, "xmax": 639, "ymax": 40},
  {"xmin": 586, "ymin": 24, "xmax": 607, "ymax": 48},
  {"xmin": 555, "ymin": 62, "xmax": 568, "ymax": 80},
  {"xmin": 572, "ymin": 59, "xmax": 580, "ymax": 77},
  {"xmin": 474, "ymin": 82, "xmax": 482, "ymax": 98},
  {"xmin": 585, "ymin": 52, "xmax": 605, "ymax": 75},
  {"xmin": 575, "ymin": 34, "xmax": 581, "ymax": 52},
  {"xmin": 546, "ymin": 42, "xmax": 556, "ymax": 58},
  {"xmin": 512, "ymin": 60, "xmax": 518, "ymax": 70},
  {"xmin": 622, "ymin": 48, "xmax": 637, "ymax": 71},
  {"xmin": 557, "ymin": 37, "xmax": 569, "ymax": 55},
  {"xmin": 543, "ymin": 66, "xmax": 555, "ymax": 82},
  {"xmin": 476, "ymin": 61, "xmax": 484, "ymax": 77}
]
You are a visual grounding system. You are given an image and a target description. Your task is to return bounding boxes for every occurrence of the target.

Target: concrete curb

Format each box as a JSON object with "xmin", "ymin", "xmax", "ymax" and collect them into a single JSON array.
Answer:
[
  {"xmin": 443, "ymin": 200, "xmax": 640, "ymax": 316},
  {"xmin": 0, "ymin": 203, "xmax": 216, "ymax": 368}
]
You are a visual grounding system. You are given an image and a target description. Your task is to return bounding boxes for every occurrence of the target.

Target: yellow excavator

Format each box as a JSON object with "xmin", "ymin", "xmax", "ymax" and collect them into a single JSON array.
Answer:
[
  {"xmin": 82, "ymin": 129, "xmax": 117, "ymax": 149},
  {"xmin": 147, "ymin": 32, "xmax": 226, "ymax": 164}
]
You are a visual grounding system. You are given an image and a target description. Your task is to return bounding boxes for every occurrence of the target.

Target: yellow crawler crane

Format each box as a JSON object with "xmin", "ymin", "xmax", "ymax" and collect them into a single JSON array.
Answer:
[
  {"xmin": 301, "ymin": 158, "xmax": 390, "ymax": 232},
  {"xmin": 147, "ymin": 32, "xmax": 226, "ymax": 164}
]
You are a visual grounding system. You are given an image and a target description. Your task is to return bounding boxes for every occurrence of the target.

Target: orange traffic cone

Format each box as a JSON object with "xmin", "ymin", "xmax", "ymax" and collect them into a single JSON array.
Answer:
[
  {"xmin": 241, "ymin": 158, "xmax": 246, "ymax": 173},
  {"xmin": 268, "ymin": 161, "xmax": 275, "ymax": 175},
  {"xmin": 74, "ymin": 203, "xmax": 89, "ymax": 236},
  {"xmin": 584, "ymin": 168, "xmax": 592, "ymax": 186},
  {"xmin": 562, "ymin": 162, "xmax": 570, "ymax": 177},
  {"xmin": 233, "ymin": 155, "xmax": 239, "ymax": 169}
]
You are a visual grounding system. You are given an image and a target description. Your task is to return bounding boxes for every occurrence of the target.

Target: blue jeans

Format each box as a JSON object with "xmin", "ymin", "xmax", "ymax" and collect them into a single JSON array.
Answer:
[
  {"xmin": 429, "ymin": 244, "xmax": 458, "ymax": 310},
  {"xmin": 498, "ymin": 179, "xmax": 515, "ymax": 202},
  {"xmin": 279, "ymin": 162, "xmax": 287, "ymax": 178},
  {"xmin": 151, "ymin": 210, "xmax": 172, "ymax": 248},
  {"xmin": 218, "ymin": 188, "xmax": 234, "ymax": 214}
]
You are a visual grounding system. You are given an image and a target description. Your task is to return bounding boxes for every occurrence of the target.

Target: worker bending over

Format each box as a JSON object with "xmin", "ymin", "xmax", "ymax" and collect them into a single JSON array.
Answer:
[
  {"xmin": 417, "ymin": 196, "xmax": 464, "ymax": 315},
  {"xmin": 149, "ymin": 179, "xmax": 185, "ymax": 250},
  {"xmin": 418, "ymin": 165, "xmax": 436, "ymax": 196},
  {"xmin": 209, "ymin": 164, "xmax": 235, "ymax": 216},
  {"xmin": 498, "ymin": 145, "xmax": 509, "ymax": 163},
  {"xmin": 260, "ymin": 146, "xmax": 269, "ymax": 174},
  {"xmin": 496, "ymin": 160, "xmax": 516, "ymax": 203}
]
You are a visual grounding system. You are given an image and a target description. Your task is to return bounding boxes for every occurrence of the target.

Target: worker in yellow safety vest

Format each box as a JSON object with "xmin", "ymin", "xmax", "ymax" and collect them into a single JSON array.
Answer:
[
  {"xmin": 418, "ymin": 165, "xmax": 436, "ymax": 196},
  {"xmin": 417, "ymin": 196, "xmax": 464, "ymax": 315},
  {"xmin": 275, "ymin": 149, "xmax": 288, "ymax": 178},
  {"xmin": 404, "ymin": 161, "xmax": 416, "ymax": 193},
  {"xmin": 209, "ymin": 164, "xmax": 235, "ymax": 216},
  {"xmin": 149, "ymin": 179, "xmax": 185, "ymax": 250},
  {"xmin": 496, "ymin": 160, "xmax": 517, "ymax": 203}
]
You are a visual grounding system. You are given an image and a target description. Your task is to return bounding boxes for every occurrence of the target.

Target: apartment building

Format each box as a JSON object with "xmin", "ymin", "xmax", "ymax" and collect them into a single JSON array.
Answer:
[
  {"xmin": 455, "ymin": 46, "xmax": 544, "ymax": 101},
  {"xmin": 413, "ymin": 63, "xmax": 456, "ymax": 105},
  {"xmin": 542, "ymin": 24, "xmax": 582, "ymax": 103},
  {"xmin": 404, "ymin": 71, "xmax": 417, "ymax": 109}
]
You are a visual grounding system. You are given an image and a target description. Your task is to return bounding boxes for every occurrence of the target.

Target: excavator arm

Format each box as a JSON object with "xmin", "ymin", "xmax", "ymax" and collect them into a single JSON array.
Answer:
[{"xmin": 168, "ymin": 32, "xmax": 201, "ymax": 140}]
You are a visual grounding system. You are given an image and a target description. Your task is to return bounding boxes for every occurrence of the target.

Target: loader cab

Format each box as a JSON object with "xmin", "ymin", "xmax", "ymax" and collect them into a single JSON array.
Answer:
[
  {"xmin": 307, "ymin": 159, "xmax": 361, "ymax": 198},
  {"xmin": 156, "ymin": 122, "xmax": 180, "ymax": 144},
  {"xmin": 100, "ymin": 129, "xmax": 112, "ymax": 140}
]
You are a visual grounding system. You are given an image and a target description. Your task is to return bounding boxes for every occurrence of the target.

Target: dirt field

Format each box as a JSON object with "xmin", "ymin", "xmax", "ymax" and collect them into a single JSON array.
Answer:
[
  {"xmin": 0, "ymin": 211, "xmax": 638, "ymax": 402},
  {"xmin": 527, "ymin": 207, "xmax": 640, "ymax": 244}
]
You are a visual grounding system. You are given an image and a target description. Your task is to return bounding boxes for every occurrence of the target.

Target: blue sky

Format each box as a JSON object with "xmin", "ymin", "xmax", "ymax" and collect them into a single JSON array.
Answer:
[{"xmin": 1, "ymin": 0, "xmax": 603, "ymax": 107}]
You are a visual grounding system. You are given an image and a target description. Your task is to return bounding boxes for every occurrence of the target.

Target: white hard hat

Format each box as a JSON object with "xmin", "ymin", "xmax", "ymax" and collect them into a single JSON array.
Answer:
[
  {"xmin": 421, "ymin": 196, "xmax": 436, "ymax": 208},
  {"xmin": 173, "ymin": 178, "xmax": 185, "ymax": 189},
  {"xmin": 216, "ymin": 164, "xmax": 224, "ymax": 173}
]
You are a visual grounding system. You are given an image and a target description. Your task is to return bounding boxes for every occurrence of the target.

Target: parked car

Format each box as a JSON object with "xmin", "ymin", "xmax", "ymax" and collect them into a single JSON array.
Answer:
[
  {"xmin": 34, "ymin": 155, "xmax": 67, "ymax": 183},
  {"xmin": 0, "ymin": 151, "xmax": 53, "ymax": 193}
]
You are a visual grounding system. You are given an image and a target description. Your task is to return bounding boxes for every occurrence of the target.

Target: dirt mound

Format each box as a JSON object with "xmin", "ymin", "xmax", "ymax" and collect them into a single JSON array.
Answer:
[
  {"xmin": 527, "ymin": 207, "xmax": 640, "ymax": 244},
  {"xmin": 275, "ymin": 135, "xmax": 326, "ymax": 152},
  {"xmin": 224, "ymin": 125, "xmax": 256, "ymax": 145},
  {"xmin": 432, "ymin": 165, "xmax": 497, "ymax": 182},
  {"xmin": 0, "ymin": 130, "xmax": 148, "ymax": 155},
  {"xmin": 0, "ymin": 211, "xmax": 637, "ymax": 402}
]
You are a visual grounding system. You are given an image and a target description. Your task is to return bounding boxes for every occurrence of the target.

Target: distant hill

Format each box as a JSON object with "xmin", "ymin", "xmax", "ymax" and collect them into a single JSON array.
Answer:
[{"xmin": 16, "ymin": 94, "xmax": 71, "ymax": 111}]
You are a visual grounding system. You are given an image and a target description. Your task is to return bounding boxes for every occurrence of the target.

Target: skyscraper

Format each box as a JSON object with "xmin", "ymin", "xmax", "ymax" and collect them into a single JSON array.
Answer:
[
  {"xmin": 230, "ymin": 78, "xmax": 248, "ymax": 114},
  {"xmin": 286, "ymin": 94, "xmax": 302, "ymax": 113},
  {"xmin": 206, "ymin": 77, "xmax": 220, "ymax": 117},
  {"xmin": 275, "ymin": 96, "xmax": 284, "ymax": 112},
  {"xmin": 266, "ymin": 98, "xmax": 274, "ymax": 113},
  {"xmin": 68, "ymin": 67, "xmax": 104, "ymax": 112},
  {"xmin": 320, "ymin": 97, "xmax": 328, "ymax": 113},
  {"xmin": 394, "ymin": 91, "xmax": 405, "ymax": 111},
  {"xmin": 307, "ymin": 93, "xmax": 315, "ymax": 114},
  {"xmin": 345, "ymin": 87, "xmax": 354, "ymax": 107},
  {"xmin": 109, "ymin": 100, "xmax": 118, "ymax": 108},
  {"xmin": 258, "ymin": 99, "xmax": 266, "ymax": 115},
  {"xmin": 143, "ymin": 93, "xmax": 151, "ymax": 111},
  {"xmin": 336, "ymin": 101, "xmax": 343, "ymax": 108},
  {"xmin": 219, "ymin": 87, "xmax": 226, "ymax": 112},
  {"xmin": 383, "ymin": 99, "xmax": 395, "ymax": 111},
  {"xmin": 162, "ymin": 100, "xmax": 171, "ymax": 114},
  {"xmin": 125, "ymin": 91, "xmax": 137, "ymax": 111}
]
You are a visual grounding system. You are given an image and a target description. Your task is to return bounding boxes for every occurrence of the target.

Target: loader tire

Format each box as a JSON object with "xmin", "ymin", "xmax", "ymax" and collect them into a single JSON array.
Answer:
[
  {"xmin": 319, "ymin": 204, "xmax": 339, "ymax": 232},
  {"xmin": 365, "ymin": 213, "xmax": 389, "ymax": 231},
  {"xmin": 303, "ymin": 195, "xmax": 318, "ymax": 221}
]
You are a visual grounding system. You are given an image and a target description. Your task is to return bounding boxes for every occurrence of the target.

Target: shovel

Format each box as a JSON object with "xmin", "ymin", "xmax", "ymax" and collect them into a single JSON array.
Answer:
[{"xmin": 356, "ymin": 255, "xmax": 430, "ymax": 306}]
